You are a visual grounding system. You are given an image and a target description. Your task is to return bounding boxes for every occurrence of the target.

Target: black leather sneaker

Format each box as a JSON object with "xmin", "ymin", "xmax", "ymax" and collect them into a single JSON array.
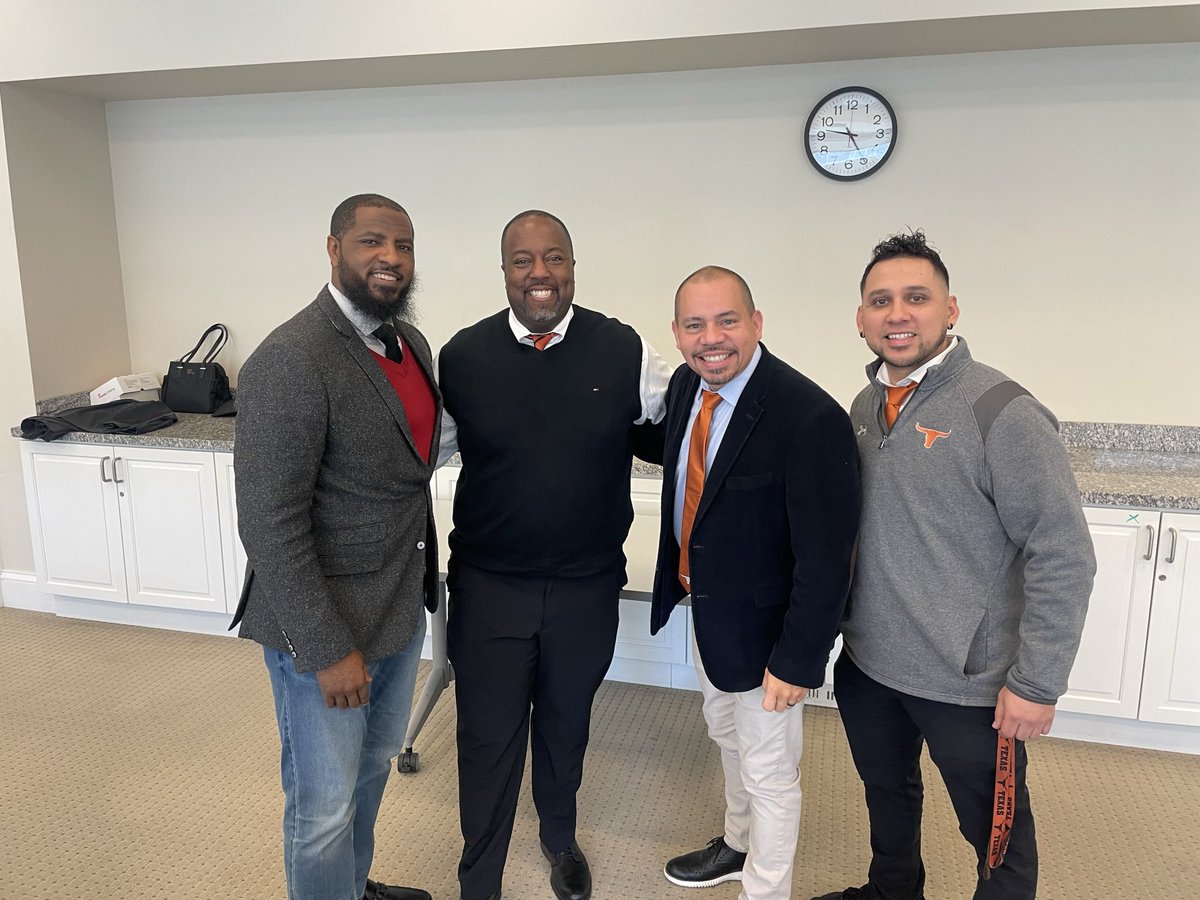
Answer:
[{"xmin": 664, "ymin": 836, "xmax": 747, "ymax": 888}]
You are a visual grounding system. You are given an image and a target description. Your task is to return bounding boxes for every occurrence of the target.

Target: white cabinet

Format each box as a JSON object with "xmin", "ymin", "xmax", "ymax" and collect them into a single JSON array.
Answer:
[
  {"xmin": 1140, "ymin": 513, "xmax": 1200, "ymax": 726},
  {"xmin": 1059, "ymin": 508, "xmax": 1159, "ymax": 717},
  {"xmin": 20, "ymin": 442, "xmax": 126, "ymax": 603},
  {"xmin": 1061, "ymin": 508, "xmax": 1200, "ymax": 728},
  {"xmin": 20, "ymin": 441, "xmax": 227, "ymax": 613},
  {"xmin": 215, "ymin": 451, "xmax": 247, "ymax": 613}
]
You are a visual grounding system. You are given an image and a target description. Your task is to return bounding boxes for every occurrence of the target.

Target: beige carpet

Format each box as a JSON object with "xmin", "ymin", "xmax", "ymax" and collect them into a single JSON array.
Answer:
[{"xmin": 1, "ymin": 606, "xmax": 1198, "ymax": 899}]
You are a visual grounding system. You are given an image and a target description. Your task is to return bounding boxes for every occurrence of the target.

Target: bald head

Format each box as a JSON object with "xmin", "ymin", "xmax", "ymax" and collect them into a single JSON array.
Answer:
[{"xmin": 674, "ymin": 266, "xmax": 755, "ymax": 320}]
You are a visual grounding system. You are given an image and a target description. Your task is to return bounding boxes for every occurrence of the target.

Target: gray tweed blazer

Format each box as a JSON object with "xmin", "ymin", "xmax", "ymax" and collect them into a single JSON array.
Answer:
[{"xmin": 231, "ymin": 288, "xmax": 441, "ymax": 673}]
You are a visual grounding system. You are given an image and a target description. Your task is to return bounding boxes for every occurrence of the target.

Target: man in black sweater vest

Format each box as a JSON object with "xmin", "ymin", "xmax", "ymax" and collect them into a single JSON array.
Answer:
[{"xmin": 437, "ymin": 210, "xmax": 671, "ymax": 900}]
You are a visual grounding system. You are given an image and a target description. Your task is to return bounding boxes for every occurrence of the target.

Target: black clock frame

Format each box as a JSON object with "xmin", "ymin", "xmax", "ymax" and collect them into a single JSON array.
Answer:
[{"xmin": 804, "ymin": 86, "xmax": 898, "ymax": 182}]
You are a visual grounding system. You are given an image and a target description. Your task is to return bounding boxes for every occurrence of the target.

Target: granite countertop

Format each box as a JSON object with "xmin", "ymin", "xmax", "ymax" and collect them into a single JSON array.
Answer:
[
  {"xmin": 12, "ymin": 396, "xmax": 1200, "ymax": 511},
  {"xmin": 10, "ymin": 392, "xmax": 235, "ymax": 451}
]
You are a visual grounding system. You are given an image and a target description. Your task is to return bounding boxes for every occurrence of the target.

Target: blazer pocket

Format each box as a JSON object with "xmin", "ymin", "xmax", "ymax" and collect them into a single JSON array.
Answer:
[
  {"xmin": 725, "ymin": 472, "xmax": 776, "ymax": 491},
  {"xmin": 315, "ymin": 521, "xmax": 388, "ymax": 576},
  {"xmin": 752, "ymin": 581, "xmax": 790, "ymax": 608},
  {"xmin": 318, "ymin": 552, "xmax": 384, "ymax": 577}
]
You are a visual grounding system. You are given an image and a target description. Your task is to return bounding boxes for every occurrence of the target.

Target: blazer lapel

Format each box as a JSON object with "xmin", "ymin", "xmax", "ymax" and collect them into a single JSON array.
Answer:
[
  {"xmin": 693, "ymin": 346, "xmax": 776, "ymax": 525},
  {"xmin": 316, "ymin": 290, "xmax": 424, "ymax": 462}
]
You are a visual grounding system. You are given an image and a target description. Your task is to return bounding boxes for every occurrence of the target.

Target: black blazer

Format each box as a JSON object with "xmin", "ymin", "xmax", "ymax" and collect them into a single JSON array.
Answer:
[{"xmin": 649, "ymin": 344, "xmax": 860, "ymax": 693}]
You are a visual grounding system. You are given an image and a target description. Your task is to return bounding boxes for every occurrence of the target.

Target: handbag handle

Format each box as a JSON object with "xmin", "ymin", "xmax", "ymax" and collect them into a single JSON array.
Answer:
[{"xmin": 180, "ymin": 324, "xmax": 229, "ymax": 364}]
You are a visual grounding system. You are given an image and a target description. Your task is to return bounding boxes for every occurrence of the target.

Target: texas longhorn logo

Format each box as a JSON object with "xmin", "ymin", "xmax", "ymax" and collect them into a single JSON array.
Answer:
[{"xmin": 915, "ymin": 423, "xmax": 951, "ymax": 448}]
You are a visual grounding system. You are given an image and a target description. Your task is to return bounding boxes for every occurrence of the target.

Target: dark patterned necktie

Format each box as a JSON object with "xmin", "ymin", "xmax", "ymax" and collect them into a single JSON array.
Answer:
[{"xmin": 372, "ymin": 323, "xmax": 403, "ymax": 363}]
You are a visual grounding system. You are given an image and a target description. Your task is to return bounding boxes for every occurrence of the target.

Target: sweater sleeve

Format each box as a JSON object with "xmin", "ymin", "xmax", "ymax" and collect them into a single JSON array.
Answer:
[{"xmin": 985, "ymin": 398, "xmax": 1096, "ymax": 704}]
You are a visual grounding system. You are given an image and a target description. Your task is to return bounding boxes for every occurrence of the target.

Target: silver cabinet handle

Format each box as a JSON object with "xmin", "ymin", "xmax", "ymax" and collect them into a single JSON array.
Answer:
[
  {"xmin": 1165, "ymin": 527, "xmax": 1178, "ymax": 565},
  {"xmin": 112, "ymin": 456, "xmax": 124, "ymax": 484},
  {"xmin": 1143, "ymin": 524, "xmax": 1156, "ymax": 561},
  {"xmin": 100, "ymin": 457, "xmax": 112, "ymax": 483}
]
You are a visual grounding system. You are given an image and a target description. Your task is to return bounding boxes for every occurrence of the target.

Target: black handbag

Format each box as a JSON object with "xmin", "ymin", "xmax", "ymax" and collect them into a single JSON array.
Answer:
[{"xmin": 162, "ymin": 323, "xmax": 234, "ymax": 414}]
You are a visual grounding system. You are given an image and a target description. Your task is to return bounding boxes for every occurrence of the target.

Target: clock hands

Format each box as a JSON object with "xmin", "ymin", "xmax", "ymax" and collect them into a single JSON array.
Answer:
[{"xmin": 830, "ymin": 126, "xmax": 862, "ymax": 151}]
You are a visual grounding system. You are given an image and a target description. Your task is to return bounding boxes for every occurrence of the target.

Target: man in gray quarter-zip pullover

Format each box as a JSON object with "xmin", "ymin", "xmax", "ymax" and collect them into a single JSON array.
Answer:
[{"xmin": 812, "ymin": 231, "xmax": 1095, "ymax": 900}]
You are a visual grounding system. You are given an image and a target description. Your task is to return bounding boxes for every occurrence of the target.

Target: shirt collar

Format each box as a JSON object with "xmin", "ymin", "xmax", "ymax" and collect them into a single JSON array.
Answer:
[
  {"xmin": 875, "ymin": 335, "xmax": 959, "ymax": 388},
  {"xmin": 328, "ymin": 282, "xmax": 385, "ymax": 339},
  {"xmin": 702, "ymin": 343, "xmax": 762, "ymax": 407},
  {"xmin": 507, "ymin": 305, "xmax": 574, "ymax": 344}
]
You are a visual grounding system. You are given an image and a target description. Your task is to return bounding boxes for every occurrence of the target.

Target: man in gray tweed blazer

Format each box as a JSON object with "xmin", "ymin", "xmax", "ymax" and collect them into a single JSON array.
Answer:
[{"xmin": 232, "ymin": 194, "xmax": 439, "ymax": 900}]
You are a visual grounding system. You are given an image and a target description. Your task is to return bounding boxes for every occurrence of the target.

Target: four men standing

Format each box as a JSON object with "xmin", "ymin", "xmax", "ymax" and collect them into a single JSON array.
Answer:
[{"xmin": 236, "ymin": 204, "xmax": 1093, "ymax": 899}]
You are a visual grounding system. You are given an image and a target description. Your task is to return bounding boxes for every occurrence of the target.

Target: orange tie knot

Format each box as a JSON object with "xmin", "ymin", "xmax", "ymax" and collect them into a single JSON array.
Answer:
[{"xmin": 885, "ymin": 382, "xmax": 918, "ymax": 429}]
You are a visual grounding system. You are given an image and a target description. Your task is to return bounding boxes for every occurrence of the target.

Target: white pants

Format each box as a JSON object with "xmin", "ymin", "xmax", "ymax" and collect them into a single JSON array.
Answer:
[{"xmin": 693, "ymin": 633, "xmax": 805, "ymax": 900}]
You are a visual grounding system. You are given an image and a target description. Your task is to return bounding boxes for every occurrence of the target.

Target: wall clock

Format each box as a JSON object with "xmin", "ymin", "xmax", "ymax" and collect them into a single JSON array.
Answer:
[{"xmin": 804, "ymin": 86, "xmax": 897, "ymax": 181}]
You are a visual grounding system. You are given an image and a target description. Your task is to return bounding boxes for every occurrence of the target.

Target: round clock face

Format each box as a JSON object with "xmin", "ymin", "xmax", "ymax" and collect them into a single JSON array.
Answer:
[{"xmin": 804, "ymin": 86, "xmax": 897, "ymax": 181}]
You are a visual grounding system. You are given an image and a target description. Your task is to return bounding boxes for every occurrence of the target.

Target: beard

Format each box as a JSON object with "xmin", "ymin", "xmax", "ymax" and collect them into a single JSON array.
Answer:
[{"xmin": 339, "ymin": 262, "xmax": 420, "ymax": 324}]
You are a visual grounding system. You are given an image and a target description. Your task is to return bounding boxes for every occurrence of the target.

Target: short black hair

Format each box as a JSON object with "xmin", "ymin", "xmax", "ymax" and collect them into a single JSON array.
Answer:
[
  {"xmin": 860, "ymin": 229, "xmax": 950, "ymax": 293},
  {"xmin": 674, "ymin": 266, "xmax": 755, "ymax": 319},
  {"xmin": 500, "ymin": 209, "xmax": 574, "ymax": 257},
  {"xmin": 330, "ymin": 194, "xmax": 409, "ymax": 239}
]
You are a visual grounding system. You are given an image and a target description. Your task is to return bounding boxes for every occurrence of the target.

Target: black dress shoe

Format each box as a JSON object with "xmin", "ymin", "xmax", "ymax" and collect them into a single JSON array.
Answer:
[
  {"xmin": 540, "ymin": 840, "xmax": 592, "ymax": 900},
  {"xmin": 363, "ymin": 877, "xmax": 432, "ymax": 900},
  {"xmin": 664, "ymin": 836, "xmax": 746, "ymax": 887},
  {"xmin": 811, "ymin": 886, "xmax": 901, "ymax": 900},
  {"xmin": 460, "ymin": 893, "xmax": 501, "ymax": 900}
]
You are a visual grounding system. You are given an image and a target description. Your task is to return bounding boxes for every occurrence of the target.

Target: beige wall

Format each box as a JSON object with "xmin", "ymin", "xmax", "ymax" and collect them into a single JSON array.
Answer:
[
  {"xmin": 3, "ymin": 84, "xmax": 131, "ymax": 399},
  {"xmin": 107, "ymin": 43, "xmax": 1198, "ymax": 422},
  {"xmin": 0, "ymin": 92, "xmax": 37, "ymax": 575}
]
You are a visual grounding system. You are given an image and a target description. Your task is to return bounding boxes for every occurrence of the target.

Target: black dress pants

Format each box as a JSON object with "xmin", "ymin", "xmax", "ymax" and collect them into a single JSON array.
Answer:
[
  {"xmin": 834, "ymin": 654, "xmax": 1038, "ymax": 900},
  {"xmin": 446, "ymin": 560, "xmax": 620, "ymax": 900}
]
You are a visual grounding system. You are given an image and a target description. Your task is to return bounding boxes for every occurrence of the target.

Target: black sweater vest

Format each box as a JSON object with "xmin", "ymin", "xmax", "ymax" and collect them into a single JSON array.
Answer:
[{"xmin": 439, "ymin": 306, "xmax": 643, "ymax": 578}]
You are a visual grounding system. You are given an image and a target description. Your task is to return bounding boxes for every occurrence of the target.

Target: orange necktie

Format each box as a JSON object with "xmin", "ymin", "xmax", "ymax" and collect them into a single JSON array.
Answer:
[
  {"xmin": 528, "ymin": 332, "xmax": 557, "ymax": 351},
  {"xmin": 678, "ymin": 390, "xmax": 722, "ymax": 590},
  {"xmin": 885, "ymin": 382, "xmax": 918, "ymax": 430}
]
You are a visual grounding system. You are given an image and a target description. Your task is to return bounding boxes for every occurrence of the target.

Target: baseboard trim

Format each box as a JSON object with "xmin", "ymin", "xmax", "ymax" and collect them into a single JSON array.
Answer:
[
  {"xmin": 0, "ymin": 570, "xmax": 51, "ymax": 612},
  {"xmin": 50, "ymin": 594, "xmax": 238, "ymax": 637}
]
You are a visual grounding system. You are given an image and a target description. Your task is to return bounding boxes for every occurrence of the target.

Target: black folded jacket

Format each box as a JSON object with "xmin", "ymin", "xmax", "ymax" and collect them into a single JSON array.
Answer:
[{"xmin": 20, "ymin": 399, "xmax": 178, "ymax": 442}]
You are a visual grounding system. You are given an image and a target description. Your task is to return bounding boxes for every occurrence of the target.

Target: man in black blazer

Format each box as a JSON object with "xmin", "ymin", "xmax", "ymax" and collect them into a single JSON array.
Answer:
[
  {"xmin": 233, "ymin": 194, "xmax": 438, "ymax": 900},
  {"xmin": 650, "ymin": 266, "xmax": 860, "ymax": 900}
]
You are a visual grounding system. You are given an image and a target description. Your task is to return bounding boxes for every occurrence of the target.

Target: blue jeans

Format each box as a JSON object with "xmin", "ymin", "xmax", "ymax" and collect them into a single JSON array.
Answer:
[{"xmin": 264, "ymin": 614, "xmax": 426, "ymax": 900}]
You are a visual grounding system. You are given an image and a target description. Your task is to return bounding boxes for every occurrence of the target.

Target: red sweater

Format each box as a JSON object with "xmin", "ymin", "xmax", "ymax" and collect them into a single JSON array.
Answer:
[{"xmin": 371, "ymin": 341, "xmax": 435, "ymax": 463}]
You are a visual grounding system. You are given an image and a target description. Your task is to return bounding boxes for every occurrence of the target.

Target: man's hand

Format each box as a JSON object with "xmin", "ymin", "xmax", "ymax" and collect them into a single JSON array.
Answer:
[
  {"xmin": 761, "ymin": 669, "xmax": 809, "ymax": 713},
  {"xmin": 993, "ymin": 686, "xmax": 1055, "ymax": 741},
  {"xmin": 316, "ymin": 649, "xmax": 371, "ymax": 709}
]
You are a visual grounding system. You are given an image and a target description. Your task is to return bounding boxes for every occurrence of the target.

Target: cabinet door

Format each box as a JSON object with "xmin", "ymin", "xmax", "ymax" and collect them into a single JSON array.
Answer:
[
  {"xmin": 19, "ymin": 441, "xmax": 126, "ymax": 602},
  {"xmin": 117, "ymin": 448, "xmax": 227, "ymax": 613},
  {"xmin": 1140, "ymin": 512, "xmax": 1200, "ymax": 726},
  {"xmin": 1059, "ymin": 508, "xmax": 1158, "ymax": 718},
  {"xmin": 215, "ymin": 452, "xmax": 248, "ymax": 614},
  {"xmin": 625, "ymin": 477, "xmax": 662, "ymax": 593}
]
